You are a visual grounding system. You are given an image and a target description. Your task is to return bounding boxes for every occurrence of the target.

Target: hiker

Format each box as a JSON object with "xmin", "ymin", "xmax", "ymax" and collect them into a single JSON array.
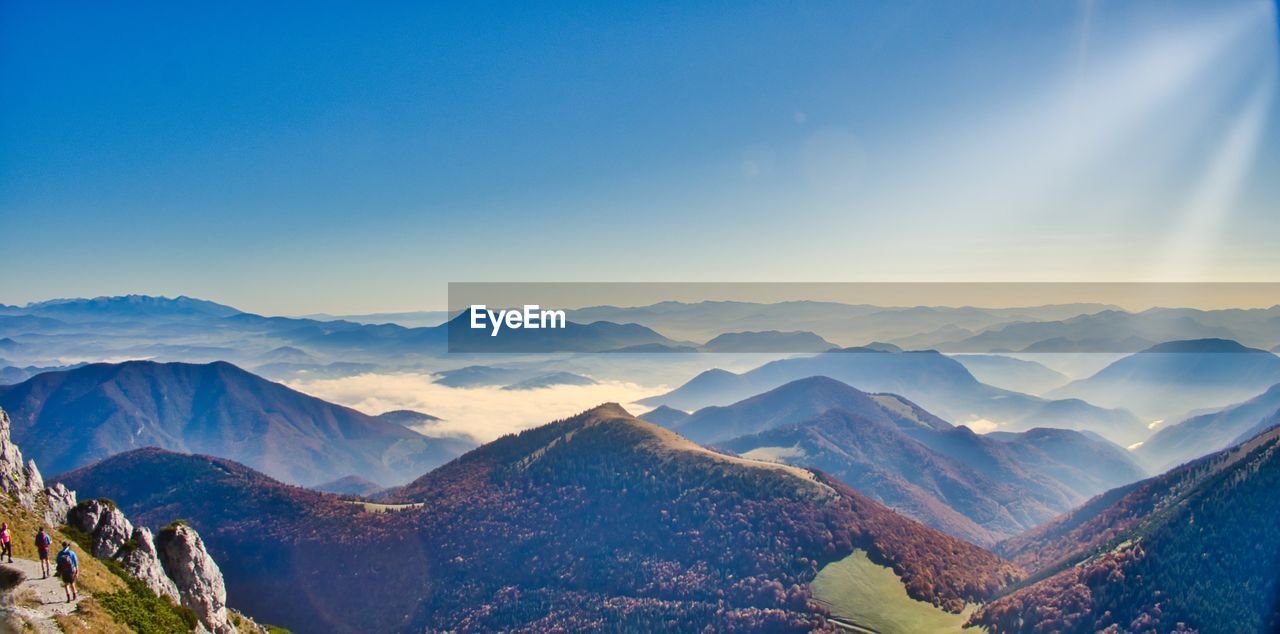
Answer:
[
  {"xmin": 55, "ymin": 541, "xmax": 78, "ymax": 602},
  {"xmin": 35, "ymin": 527, "xmax": 52, "ymax": 578},
  {"xmin": 0, "ymin": 523, "xmax": 11, "ymax": 563}
]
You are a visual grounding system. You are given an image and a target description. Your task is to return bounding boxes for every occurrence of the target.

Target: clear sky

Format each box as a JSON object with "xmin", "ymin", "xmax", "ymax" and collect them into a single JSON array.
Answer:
[{"xmin": 2, "ymin": 0, "xmax": 1277, "ymax": 314}]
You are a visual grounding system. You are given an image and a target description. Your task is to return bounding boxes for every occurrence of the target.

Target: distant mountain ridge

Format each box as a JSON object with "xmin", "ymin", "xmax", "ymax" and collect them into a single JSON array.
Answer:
[
  {"xmin": 665, "ymin": 377, "xmax": 1145, "ymax": 546},
  {"xmin": 720, "ymin": 408, "xmax": 1028, "ymax": 546},
  {"xmin": 501, "ymin": 371, "xmax": 597, "ymax": 390},
  {"xmin": 568, "ymin": 300, "xmax": 1121, "ymax": 345},
  {"xmin": 669, "ymin": 375, "xmax": 948, "ymax": 445},
  {"xmin": 935, "ymin": 309, "xmax": 1280, "ymax": 353},
  {"xmin": 299, "ymin": 310, "xmax": 449, "ymax": 328},
  {"xmin": 313, "ymin": 475, "xmax": 386, "ymax": 497},
  {"xmin": 0, "ymin": 362, "xmax": 88, "ymax": 386},
  {"xmin": 3, "ymin": 295, "xmax": 1276, "ymax": 391},
  {"xmin": 0, "ymin": 294, "xmax": 703, "ymax": 370},
  {"xmin": 14, "ymin": 294, "xmax": 242, "ymax": 321},
  {"xmin": 1136, "ymin": 382, "xmax": 1280, "ymax": 471},
  {"xmin": 950, "ymin": 354, "xmax": 1069, "ymax": 394},
  {"xmin": 701, "ymin": 330, "xmax": 835, "ymax": 352},
  {"xmin": 431, "ymin": 365, "xmax": 526, "ymax": 387},
  {"xmin": 1234, "ymin": 410, "xmax": 1280, "ymax": 446},
  {"xmin": 1048, "ymin": 338, "xmax": 1280, "ymax": 421},
  {"xmin": 640, "ymin": 348, "xmax": 1147, "ymax": 444},
  {"xmin": 1140, "ymin": 338, "xmax": 1262, "ymax": 353},
  {"xmin": 444, "ymin": 312, "xmax": 685, "ymax": 353},
  {"xmin": 373, "ymin": 409, "xmax": 442, "ymax": 427},
  {"xmin": 638, "ymin": 405, "xmax": 690, "ymax": 427},
  {"xmin": 0, "ymin": 360, "xmax": 474, "ymax": 485}
]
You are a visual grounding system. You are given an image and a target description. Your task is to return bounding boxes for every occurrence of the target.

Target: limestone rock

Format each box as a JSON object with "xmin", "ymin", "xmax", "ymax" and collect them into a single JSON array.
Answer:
[
  {"xmin": 0, "ymin": 408, "xmax": 73, "ymax": 527},
  {"xmin": 119, "ymin": 527, "xmax": 179, "ymax": 600},
  {"xmin": 157, "ymin": 523, "xmax": 232, "ymax": 634},
  {"xmin": 23, "ymin": 460, "xmax": 44, "ymax": 493},
  {"xmin": 43, "ymin": 483, "xmax": 77, "ymax": 526},
  {"xmin": 67, "ymin": 499, "xmax": 104, "ymax": 536},
  {"xmin": 67, "ymin": 499, "xmax": 134, "ymax": 559},
  {"xmin": 0, "ymin": 409, "xmax": 43, "ymax": 510}
]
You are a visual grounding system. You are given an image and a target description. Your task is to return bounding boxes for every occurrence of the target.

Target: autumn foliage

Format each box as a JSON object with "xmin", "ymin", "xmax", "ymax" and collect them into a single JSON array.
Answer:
[
  {"xmin": 61, "ymin": 404, "xmax": 1019, "ymax": 632},
  {"xmin": 971, "ymin": 427, "xmax": 1280, "ymax": 634}
]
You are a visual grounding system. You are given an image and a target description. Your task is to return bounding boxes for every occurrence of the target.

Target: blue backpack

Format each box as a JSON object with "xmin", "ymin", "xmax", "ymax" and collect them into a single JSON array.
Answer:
[{"xmin": 56, "ymin": 550, "xmax": 74, "ymax": 575}]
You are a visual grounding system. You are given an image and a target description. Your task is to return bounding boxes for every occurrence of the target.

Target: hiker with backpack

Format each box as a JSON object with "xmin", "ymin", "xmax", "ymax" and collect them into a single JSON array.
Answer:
[
  {"xmin": 0, "ymin": 523, "xmax": 11, "ymax": 564},
  {"xmin": 55, "ymin": 541, "xmax": 78, "ymax": 602},
  {"xmin": 35, "ymin": 527, "xmax": 52, "ymax": 578}
]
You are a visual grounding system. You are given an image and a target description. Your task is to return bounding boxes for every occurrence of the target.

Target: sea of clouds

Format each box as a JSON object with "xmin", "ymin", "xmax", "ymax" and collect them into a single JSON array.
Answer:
[{"xmin": 287, "ymin": 372, "xmax": 664, "ymax": 443}]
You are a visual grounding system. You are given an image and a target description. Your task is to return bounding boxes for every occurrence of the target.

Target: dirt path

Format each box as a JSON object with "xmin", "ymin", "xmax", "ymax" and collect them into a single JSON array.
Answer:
[{"xmin": 0, "ymin": 557, "xmax": 83, "ymax": 633}]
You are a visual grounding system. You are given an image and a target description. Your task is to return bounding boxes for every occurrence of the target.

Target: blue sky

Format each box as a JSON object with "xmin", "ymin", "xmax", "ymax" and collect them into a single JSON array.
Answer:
[{"xmin": 2, "ymin": 1, "xmax": 1277, "ymax": 314}]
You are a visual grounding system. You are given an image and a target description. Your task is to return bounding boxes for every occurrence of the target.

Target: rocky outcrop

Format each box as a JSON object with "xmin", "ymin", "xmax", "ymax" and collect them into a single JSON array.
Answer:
[
  {"xmin": 119, "ymin": 527, "xmax": 179, "ymax": 600},
  {"xmin": 68, "ymin": 499, "xmax": 134, "ymax": 559},
  {"xmin": 68, "ymin": 502, "xmax": 237, "ymax": 629},
  {"xmin": 21, "ymin": 460, "xmax": 44, "ymax": 508},
  {"xmin": 157, "ymin": 522, "xmax": 233, "ymax": 634},
  {"xmin": 0, "ymin": 408, "xmax": 77, "ymax": 526},
  {"xmin": 44, "ymin": 483, "xmax": 76, "ymax": 527},
  {"xmin": 0, "ymin": 409, "xmax": 44, "ymax": 510},
  {"xmin": 0, "ymin": 407, "xmax": 245, "ymax": 632}
]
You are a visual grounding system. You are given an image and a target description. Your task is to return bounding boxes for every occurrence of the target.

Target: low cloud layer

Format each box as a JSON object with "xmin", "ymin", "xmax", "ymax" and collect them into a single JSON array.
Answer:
[
  {"xmin": 287, "ymin": 372, "xmax": 664, "ymax": 443},
  {"xmin": 963, "ymin": 418, "xmax": 1001, "ymax": 434}
]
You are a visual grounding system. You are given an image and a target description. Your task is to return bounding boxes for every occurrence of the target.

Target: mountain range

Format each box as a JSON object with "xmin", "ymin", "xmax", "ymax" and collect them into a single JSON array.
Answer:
[
  {"xmin": 1048, "ymin": 339, "xmax": 1280, "ymax": 422},
  {"xmin": 298, "ymin": 309, "xmax": 450, "ymax": 328},
  {"xmin": 567, "ymin": 300, "xmax": 1122, "ymax": 346},
  {"xmin": 21, "ymin": 343, "xmax": 1274, "ymax": 633},
  {"xmin": 5, "ymin": 295, "xmax": 1277, "ymax": 409},
  {"xmin": 656, "ymin": 376, "xmax": 1144, "ymax": 546},
  {"xmin": 0, "ymin": 296, "xmax": 695, "ymax": 377},
  {"xmin": 932, "ymin": 308, "xmax": 1280, "ymax": 353},
  {"xmin": 443, "ymin": 312, "xmax": 685, "ymax": 353},
  {"xmin": 6, "ymin": 294, "xmax": 1277, "ymax": 633},
  {"xmin": 639, "ymin": 348, "xmax": 1148, "ymax": 445},
  {"xmin": 58, "ymin": 404, "xmax": 1020, "ymax": 633},
  {"xmin": 1135, "ymin": 381, "xmax": 1280, "ymax": 472},
  {"xmin": 700, "ymin": 330, "xmax": 835, "ymax": 352},
  {"xmin": 564, "ymin": 301, "xmax": 1280, "ymax": 355},
  {"xmin": 0, "ymin": 360, "xmax": 474, "ymax": 486},
  {"xmin": 2, "ymin": 294, "xmax": 242, "ymax": 321},
  {"xmin": 950, "ymin": 354, "xmax": 1070, "ymax": 394}
]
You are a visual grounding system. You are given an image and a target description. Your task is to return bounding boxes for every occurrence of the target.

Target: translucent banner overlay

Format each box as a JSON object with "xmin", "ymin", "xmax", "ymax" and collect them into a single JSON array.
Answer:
[{"xmin": 446, "ymin": 282, "xmax": 1280, "ymax": 353}]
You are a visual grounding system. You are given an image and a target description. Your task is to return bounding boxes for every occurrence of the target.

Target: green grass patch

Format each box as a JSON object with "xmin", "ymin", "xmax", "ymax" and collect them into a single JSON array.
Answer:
[
  {"xmin": 811, "ymin": 550, "xmax": 978, "ymax": 634},
  {"xmin": 341, "ymin": 500, "xmax": 424, "ymax": 513}
]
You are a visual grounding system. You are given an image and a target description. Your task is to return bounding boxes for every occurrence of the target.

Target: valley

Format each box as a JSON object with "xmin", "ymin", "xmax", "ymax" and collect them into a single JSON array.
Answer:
[{"xmin": 2, "ymin": 295, "xmax": 1279, "ymax": 633}]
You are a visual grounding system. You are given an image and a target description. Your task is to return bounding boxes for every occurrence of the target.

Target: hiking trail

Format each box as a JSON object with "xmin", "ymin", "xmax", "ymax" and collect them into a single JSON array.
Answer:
[{"xmin": 0, "ymin": 557, "xmax": 84, "ymax": 633}]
